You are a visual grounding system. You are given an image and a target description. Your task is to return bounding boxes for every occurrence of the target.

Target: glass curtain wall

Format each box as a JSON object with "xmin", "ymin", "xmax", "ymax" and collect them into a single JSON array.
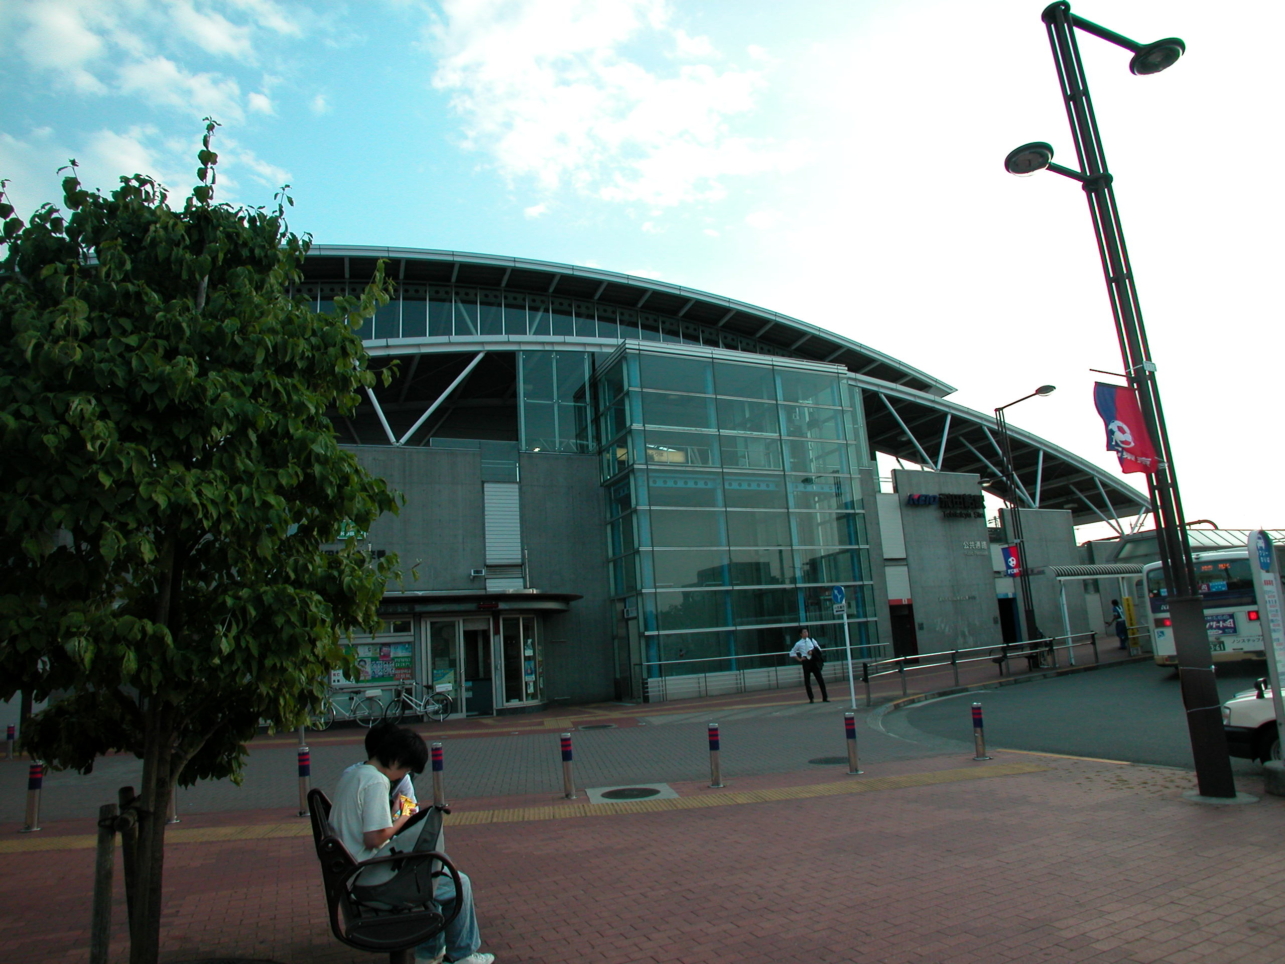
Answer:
[
  {"xmin": 596, "ymin": 347, "xmax": 879, "ymax": 682},
  {"xmin": 299, "ymin": 284, "xmax": 789, "ymax": 358},
  {"xmin": 518, "ymin": 351, "xmax": 593, "ymax": 453}
]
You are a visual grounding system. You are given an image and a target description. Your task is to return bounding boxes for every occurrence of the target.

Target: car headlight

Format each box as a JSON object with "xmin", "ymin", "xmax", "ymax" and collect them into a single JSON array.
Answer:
[{"xmin": 1222, "ymin": 706, "xmax": 1231, "ymax": 724}]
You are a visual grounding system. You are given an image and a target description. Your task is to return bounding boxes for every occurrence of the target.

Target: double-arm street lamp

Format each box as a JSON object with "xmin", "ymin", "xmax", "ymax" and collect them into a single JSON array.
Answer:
[
  {"xmin": 1004, "ymin": 3, "xmax": 1236, "ymax": 798},
  {"xmin": 995, "ymin": 385, "xmax": 1056, "ymax": 644}
]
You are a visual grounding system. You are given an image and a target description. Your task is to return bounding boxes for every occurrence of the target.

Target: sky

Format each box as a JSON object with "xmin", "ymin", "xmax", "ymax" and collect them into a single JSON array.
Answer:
[{"xmin": 1, "ymin": 0, "xmax": 1281, "ymax": 541}]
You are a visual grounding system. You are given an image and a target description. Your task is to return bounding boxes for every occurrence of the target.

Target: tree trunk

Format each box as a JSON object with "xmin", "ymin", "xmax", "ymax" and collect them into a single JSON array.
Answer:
[{"xmin": 128, "ymin": 700, "xmax": 175, "ymax": 964}]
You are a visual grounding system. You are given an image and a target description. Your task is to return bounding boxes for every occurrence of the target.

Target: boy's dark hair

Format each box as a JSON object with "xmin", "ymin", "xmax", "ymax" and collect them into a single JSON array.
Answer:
[{"xmin": 366, "ymin": 721, "xmax": 428, "ymax": 774}]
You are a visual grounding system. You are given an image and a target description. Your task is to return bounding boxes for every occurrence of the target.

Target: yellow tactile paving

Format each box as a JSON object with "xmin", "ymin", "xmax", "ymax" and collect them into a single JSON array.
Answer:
[{"xmin": 0, "ymin": 761, "xmax": 1046, "ymax": 854}]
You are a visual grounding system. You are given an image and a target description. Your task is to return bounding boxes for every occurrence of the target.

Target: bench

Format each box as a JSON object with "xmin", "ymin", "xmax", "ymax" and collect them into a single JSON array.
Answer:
[
  {"xmin": 990, "ymin": 641, "xmax": 1048, "ymax": 676},
  {"xmin": 307, "ymin": 788, "xmax": 462, "ymax": 964}
]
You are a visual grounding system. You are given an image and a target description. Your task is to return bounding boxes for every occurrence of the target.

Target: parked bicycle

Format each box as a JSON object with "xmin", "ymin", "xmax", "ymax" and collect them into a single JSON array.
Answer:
[
  {"xmin": 308, "ymin": 689, "xmax": 385, "ymax": 729},
  {"xmin": 383, "ymin": 682, "xmax": 454, "ymax": 723}
]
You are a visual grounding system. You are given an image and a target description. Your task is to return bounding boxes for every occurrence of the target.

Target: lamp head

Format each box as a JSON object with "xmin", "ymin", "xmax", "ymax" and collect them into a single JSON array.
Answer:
[
  {"xmin": 1036, "ymin": 384, "xmax": 1056, "ymax": 396},
  {"xmin": 1130, "ymin": 38, "xmax": 1185, "ymax": 75},
  {"xmin": 1004, "ymin": 142, "xmax": 1054, "ymax": 176}
]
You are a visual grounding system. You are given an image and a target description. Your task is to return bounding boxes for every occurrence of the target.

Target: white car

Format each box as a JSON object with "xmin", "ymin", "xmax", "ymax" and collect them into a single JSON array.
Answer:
[{"xmin": 1222, "ymin": 679, "xmax": 1283, "ymax": 763}]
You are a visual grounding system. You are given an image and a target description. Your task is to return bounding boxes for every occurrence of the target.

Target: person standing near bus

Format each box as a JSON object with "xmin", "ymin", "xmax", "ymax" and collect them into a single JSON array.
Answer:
[
  {"xmin": 1108, "ymin": 599, "xmax": 1128, "ymax": 650},
  {"xmin": 790, "ymin": 628, "xmax": 829, "ymax": 703}
]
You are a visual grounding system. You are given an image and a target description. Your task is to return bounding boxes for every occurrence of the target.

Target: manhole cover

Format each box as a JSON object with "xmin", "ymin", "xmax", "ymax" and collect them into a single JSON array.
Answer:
[
  {"xmin": 578, "ymin": 723, "xmax": 616, "ymax": 729},
  {"xmin": 599, "ymin": 786, "xmax": 662, "ymax": 800},
  {"xmin": 808, "ymin": 756, "xmax": 850, "ymax": 765}
]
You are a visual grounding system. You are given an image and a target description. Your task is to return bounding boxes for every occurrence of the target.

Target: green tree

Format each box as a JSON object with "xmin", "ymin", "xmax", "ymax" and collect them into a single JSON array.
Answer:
[{"xmin": 0, "ymin": 122, "xmax": 399, "ymax": 964}]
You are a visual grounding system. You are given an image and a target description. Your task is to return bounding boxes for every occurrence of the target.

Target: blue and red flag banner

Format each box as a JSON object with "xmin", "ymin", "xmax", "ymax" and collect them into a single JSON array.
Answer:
[
  {"xmin": 1001, "ymin": 545, "xmax": 1021, "ymax": 577},
  {"xmin": 1093, "ymin": 382, "xmax": 1159, "ymax": 474}
]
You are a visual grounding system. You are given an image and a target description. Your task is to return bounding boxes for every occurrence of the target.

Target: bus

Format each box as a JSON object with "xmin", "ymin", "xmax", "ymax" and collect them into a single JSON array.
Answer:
[{"xmin": 1144, "ymin": 550, "xmax": 1264, "ymax": 666}]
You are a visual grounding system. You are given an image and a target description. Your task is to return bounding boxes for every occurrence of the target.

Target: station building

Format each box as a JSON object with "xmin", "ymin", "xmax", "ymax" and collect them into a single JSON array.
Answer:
[{"xmin": 308, "ymin": 246, "xmax": 1151, "ymax": 714}]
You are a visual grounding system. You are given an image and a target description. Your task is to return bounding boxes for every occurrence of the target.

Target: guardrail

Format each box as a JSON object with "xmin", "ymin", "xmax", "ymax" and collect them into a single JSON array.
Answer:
[{"xmin": 639, "ymin": 631, "xmax": 1105, "ymax": 704}]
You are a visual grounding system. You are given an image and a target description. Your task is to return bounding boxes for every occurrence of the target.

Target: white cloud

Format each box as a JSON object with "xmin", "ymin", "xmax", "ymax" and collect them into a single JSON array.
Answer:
[
  {"xmin": 231, "ymin": 146, "xmax": 291, "ymax": 189},
  {"xmin": 226, "ymin": 0, "xmax": 302, "ymax": 37},
  {"xmin": 168, "ymin": 1, "xmax": 254, "ymax": 60},
  {"xmin": 4, "ymin": 0, "xmax": 300, "ymax": 120},
  {"xmin": 118, "ymin": 56, "xmax": 247, "ymax": 123},
  {"xmin": 429, "ymin": 0, "xmax": 798, "ymax": 208},
  {"xmin": 524, "ymin": 202, "xmax": 549, "ymax": 218},
  {"xmin": 702, "ymin": 228, "xmax": 719, "ymax": 237},
  {"xmin": 309, "ymin": 93, "xmax": 330, "ymax": 115},
  {"xmin": 743, "ymin": 209, "xmax": 779, "ymax": 230},
  {"xmin": 12, "ymin": 0, "xmax": 110, "ymax": 93}
]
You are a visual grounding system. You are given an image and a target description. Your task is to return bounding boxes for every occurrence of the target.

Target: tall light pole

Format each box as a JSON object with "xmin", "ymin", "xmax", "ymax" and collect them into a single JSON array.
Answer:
[
  {"xmin": 995, "ymin": 385, "xmax": 1056, "ymax": 643},
  {"xmin": 1004, "ymin": 2, "xmax": 1237, "ymax": 798}
]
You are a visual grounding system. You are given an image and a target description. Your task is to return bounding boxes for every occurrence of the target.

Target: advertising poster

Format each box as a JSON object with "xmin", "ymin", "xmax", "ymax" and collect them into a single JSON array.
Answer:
[{"xmin": 332, "ymin": 641, "xmax": 414, "ymax": 686}]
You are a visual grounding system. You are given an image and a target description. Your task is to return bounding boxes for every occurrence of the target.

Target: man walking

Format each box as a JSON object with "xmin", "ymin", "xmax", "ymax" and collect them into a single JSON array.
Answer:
[{"xmin": 790, "ymin": 628, "xmax": 829, "ymax": 703}]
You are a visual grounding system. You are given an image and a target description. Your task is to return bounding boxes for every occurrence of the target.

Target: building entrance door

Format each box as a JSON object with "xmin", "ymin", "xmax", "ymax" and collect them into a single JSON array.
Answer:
[
  {"xmin": 426, "ymin": 619, "xmax": 463, "ymax": 714},
  {"xmin": 499, "ymin": 615, "xmax": 542, "ymax": 707},
  {"xmin": 462, "ymin": 617, "xmax": 493, "ymax": 716}
]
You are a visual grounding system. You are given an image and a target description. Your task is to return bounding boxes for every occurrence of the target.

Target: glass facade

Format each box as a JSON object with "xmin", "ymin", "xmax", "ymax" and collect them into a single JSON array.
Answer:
[
  {"xmin": 299, "ymin": 283, "xmax": 789, "ymax": 358},
  {"xmin": 595, "ymin": 347, "xmax": 879, "ymax": 678},
  {"xmin": 518, "ymin": 351, "xmax": 592, "ymax": 453}
]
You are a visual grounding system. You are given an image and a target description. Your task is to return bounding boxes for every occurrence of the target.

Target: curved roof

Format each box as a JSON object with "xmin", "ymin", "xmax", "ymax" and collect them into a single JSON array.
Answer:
[
  {"xmin": 305, "ymin": 245, "xmax": 955, "ymax": 397},
  {"xmin": 305, "ymin": 245, "xmax": 1150, "ymax": 526},
  {"xmin": 858, "ymin": 377, "xmax": 1151, "ymax": 527}
]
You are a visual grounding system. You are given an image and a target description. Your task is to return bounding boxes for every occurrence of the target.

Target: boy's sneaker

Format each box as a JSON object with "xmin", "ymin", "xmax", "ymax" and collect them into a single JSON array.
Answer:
[{"xmin": 450, "ymin": 954, "xmax": 495, "ymax": 964}]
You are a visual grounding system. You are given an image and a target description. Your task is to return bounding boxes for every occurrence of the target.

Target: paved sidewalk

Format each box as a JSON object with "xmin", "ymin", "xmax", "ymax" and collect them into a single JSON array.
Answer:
[
  {"xmin": 15, "ymin": 646, "xmax": 1272, "ymax": 964},
  {"xmin": 2, "ymin": 749, "xmax": 1283, "ymax": 964}
]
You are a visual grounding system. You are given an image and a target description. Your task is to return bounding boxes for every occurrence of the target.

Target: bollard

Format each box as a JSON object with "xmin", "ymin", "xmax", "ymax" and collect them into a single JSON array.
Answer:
[
  {"xmin": 431, "ymin": 742, "xmax": 447, "ymax": 808},
  {"xmin": 707, "ymin": 723, "xmax": 725, "ymax": 788},
  {"xmin": 862, "ymin": 662, "xmax": 872, "ymax": 707},
  {"xmin": 971, "ymin": 702, "xmax": 991, "ymax": 761},
  {"xmin": 844, "ymin": 712, "xmax": 863, "ymax": 775},
  {"xmin": 897, "ymin": 662, "xmax": 907, "ymax": 696},
  {"xmin": 297, "ymin": 745, "xmax": 311, "ymax": 817},
  {"xmin": 166, "ymin": 788, "xmax": 180, "ymax": 825},
  {"xmin": 20, "ymin": 762, "xmax": 43, "ymax": 832},
  {"xmin": 5, "ymin": 724, "xmax": 13, "ymax": 761},
  {"xmin": 90, "ymin": 802, "xmax": 118, "ymax": 964},
  {"xmin": 560, "ymin": 732, "xmax": 576, "ymax": 799}
]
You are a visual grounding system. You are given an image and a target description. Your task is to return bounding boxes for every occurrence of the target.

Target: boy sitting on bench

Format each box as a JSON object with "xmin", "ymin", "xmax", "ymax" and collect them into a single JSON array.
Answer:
[{"xmin": 330, "ymin": 723, "xmax": 494, "ymax": 964}]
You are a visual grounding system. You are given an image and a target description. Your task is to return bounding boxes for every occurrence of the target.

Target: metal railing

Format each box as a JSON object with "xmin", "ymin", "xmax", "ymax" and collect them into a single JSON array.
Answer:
[
  {"xmin": 638, "ymin": 630, "xmax": 1110, "ymax": 704},
  {"xmin": 857, "ymin": 631, "xmax": 1102, "ymax": 705}
]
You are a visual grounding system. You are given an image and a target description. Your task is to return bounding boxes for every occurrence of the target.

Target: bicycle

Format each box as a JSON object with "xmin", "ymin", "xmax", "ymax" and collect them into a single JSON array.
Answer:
[
  {"xmin": 309, "ymin": 689, "xmax": 385, "ymax": 729},
  {"xmin": 383, "ymin": 682, "xmax": 453, "ymax": 724}
]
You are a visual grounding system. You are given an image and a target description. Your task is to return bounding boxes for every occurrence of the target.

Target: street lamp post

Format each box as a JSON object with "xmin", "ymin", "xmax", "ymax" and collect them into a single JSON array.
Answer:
[
  {"xmin": 995, "ymin": 385, "xmax": 1056, "ymax": 644},
  {"xmin": 1005, "ymin": 2, "xmax": 1237, "ymax": 798}
]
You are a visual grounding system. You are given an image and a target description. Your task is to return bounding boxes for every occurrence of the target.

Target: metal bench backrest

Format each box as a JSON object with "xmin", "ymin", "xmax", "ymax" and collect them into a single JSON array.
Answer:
[{"xmin": 306, "ymin": 788, "xmax": 455, "ymax": 956}]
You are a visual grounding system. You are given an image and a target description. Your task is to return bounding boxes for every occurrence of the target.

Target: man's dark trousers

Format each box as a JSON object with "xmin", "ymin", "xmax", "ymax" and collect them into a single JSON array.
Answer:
[{"xmin": 802, "ymin": 656, "xmax": 828, "ymax": 702}]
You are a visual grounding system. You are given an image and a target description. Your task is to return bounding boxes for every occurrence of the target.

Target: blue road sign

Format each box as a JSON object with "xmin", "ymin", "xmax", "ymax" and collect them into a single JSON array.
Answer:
[{"xmin": 831, "ymin": 585, "xmax": 845, "ymax": 605}]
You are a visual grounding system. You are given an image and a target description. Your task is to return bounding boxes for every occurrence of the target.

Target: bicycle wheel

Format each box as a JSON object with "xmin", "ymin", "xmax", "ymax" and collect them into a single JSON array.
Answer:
[
  {"xmin": 309, "ymin": 700, "xmax": 335, "ymax": 731},
  {"xmin": 383, "ymin": 694, "xmax": 409, "ymax": 725},
  {"xmin": 428, "ymin": 692, "xmax": 453, "ymax": 723},
  {"xmin": 352, "ymin": 695, "xmax": 384, "ymax": 727}
]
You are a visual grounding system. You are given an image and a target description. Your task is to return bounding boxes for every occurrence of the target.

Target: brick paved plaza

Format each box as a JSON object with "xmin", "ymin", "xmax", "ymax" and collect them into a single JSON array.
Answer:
[{"xmin": 4, "ymin": 653, "xmax": 1284, "ymax": 964}]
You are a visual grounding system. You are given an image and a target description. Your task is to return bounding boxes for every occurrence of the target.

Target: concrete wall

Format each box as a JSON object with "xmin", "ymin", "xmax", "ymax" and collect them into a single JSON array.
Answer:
[
  {"xmin": 857, "ymin": 467, "xmax": 894, "ymax": 654},
  {"xmin": 519, "ymin": 452, "xmax": 615, "ymax": 704},
  {"xmin": 344, "ymin": 444, "xmax": 615, "ymax": 705},
  {"xmin": 892, "ymin": 469, "xmax": 1002, "ymax": 655},
  {"xmin": 347, "ymin": 445, "xmax": 485, "ymax": 592},
  {"xmin": 1000, "ymin": 507, "xmax": 1090, "ymax": 639}
]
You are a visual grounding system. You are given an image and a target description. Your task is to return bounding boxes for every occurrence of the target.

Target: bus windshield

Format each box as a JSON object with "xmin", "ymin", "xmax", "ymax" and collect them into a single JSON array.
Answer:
[{"xmin": 1147, "ymin": 557, "xmax": 1256, "ymax": 612}]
